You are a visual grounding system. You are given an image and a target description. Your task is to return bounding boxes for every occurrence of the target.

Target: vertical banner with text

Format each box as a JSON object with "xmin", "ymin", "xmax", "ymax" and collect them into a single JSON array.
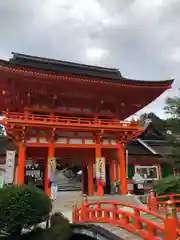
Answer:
[
  {"xmin": 96, "ymin": 157, "xmax": 106, "ymax": 186},
  {"xmin": 5, "ymin": 150, "xmax": 16, "ymax": 184}
]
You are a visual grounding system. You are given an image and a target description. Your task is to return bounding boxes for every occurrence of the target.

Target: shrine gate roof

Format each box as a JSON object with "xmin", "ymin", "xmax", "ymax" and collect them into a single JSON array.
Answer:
[
  {"xmin": 0, "ymin": 52, "xmax": 174, "ymax": 118},
  {"xmin": 4, "ymin": 52, "xmax": 174, "ymax": 86}
]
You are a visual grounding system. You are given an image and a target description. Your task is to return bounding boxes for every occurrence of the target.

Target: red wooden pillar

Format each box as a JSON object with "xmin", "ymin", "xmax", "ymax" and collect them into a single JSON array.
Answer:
[
  {"xmin": 118, "ymin": 144, "xmax": 128, "ymax": 194},
  {"xmin": 95, "ymin": 146, "xmax": 104, "ymax": 196},
  {"xmin": 45, "ymin": 143, "xmax": 55, "ymax": 196},
  {"xmin": 88, "ymin": 156, "xmax": 94, "ymax": 196},
  {"xmin": 17, "ymin": 143, "xmax": 25, "ymax": 184},
  {"xmin": 164, "ymin": 201, "xmax": 178, "ymax": 240}
]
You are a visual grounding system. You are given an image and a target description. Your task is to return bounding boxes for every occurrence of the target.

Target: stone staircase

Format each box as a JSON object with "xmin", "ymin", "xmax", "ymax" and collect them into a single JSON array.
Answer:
[
  {"xmin": 57, "ymin": 181, "xmax": 81, "ymax": 191},
  {"xmin": 56, "ymin": 169, "xmax": 81, "ymax": 192}
]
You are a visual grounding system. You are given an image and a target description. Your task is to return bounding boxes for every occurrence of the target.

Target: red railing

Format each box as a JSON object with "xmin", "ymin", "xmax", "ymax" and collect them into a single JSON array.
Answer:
[
  {"xmin": 147, "ymin": 191, "xmax": 180, "ymax": 212},
  {"xmin": 72, "ymin": 196, "xmax": 180, "ymax": 240},
  {"xmin": 2, "ymin": 111, "xmax": 141, "ymax": 129}
]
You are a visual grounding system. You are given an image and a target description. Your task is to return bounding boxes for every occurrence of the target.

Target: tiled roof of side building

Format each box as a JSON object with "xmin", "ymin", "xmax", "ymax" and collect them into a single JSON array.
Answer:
[
  {"xmin": 0, "ymin": 136, "xmax": 17, "ymax": 155},
  {"xmin": 3, "ymin": 52, "xmax": 173, "ymax": 86}
]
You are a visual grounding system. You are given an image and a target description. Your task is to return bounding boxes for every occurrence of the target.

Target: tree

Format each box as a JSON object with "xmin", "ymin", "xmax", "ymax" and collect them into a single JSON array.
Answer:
[
  {"xmin": 139, "ymin": 112, "xmax": 167, "ymax": 133},
  {"xmin": 153, "ymin": 175, "xmax": 180, "ymax": 196},
  {"xmin": 163, "ymin": 96, "xmax": 180, "ymax": 170},
  {"xmin": 164, "ymin": 96, "xmax": 180, "ymax": 119}
]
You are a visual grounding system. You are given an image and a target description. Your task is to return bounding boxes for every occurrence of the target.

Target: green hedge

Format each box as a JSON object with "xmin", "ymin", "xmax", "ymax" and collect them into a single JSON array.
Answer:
[
  {"xmin": 22, "ymin": 212, "xmax": 72, "ymax": 240},
  {"xmin": 0, "ymin": 184, "xmax": 52, "ymax": 238}
]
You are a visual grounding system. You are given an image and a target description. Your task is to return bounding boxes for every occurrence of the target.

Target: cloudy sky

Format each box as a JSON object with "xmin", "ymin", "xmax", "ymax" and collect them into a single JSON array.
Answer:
[{"xmin": 0, "ymin": 0, "xmax": 179, "ymax": 119}]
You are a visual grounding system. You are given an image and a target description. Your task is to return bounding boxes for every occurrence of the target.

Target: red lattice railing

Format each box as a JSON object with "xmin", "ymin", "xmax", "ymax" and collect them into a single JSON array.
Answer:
[
  {"xmin": 72, "ymin": 196, "xmax": 180, "ymax": 240},
  {"xmin": 2, "ymin": 111, "xmax": 140, "ymax": 128},
  {"xmin": 147, "ymin": 191, "xmax": 180, "ymax": 213}
]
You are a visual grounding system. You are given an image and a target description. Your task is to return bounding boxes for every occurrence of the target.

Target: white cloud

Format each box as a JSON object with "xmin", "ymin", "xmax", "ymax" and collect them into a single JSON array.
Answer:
[
  {"xmin": 170, "ymin": 47, "xmax": 180, "ymax": 63},
  {"xmin": 85, "ymin": 47, "xmax": 109, "ymax": 63},
  {"xmin": 0, "ymin": 0, "xmax": 179, "ymax": 119}
]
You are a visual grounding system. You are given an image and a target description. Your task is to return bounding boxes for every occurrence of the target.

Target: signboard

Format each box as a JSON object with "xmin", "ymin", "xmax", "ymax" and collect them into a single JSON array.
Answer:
[
  {"xmin": 48, "ymin": 157, "xmax": 56, "ymax": 185},
  {"xmin": 48, "ymin": 157, "xmax": 56, "ymax": 173},
  {"xmin": 5, "ymin": 150, "xmax": 16, "ymax": 184},
  {"xmin": 96, "ymin": 157, "xmax": 106, "ymax": 185},
  {"xmin": 126, "ymin": 149, "xmax": 128, "ymax": 178},
  {"xmin": 134, "ymin": 165, "xmax": 159, "ymax": 181}
]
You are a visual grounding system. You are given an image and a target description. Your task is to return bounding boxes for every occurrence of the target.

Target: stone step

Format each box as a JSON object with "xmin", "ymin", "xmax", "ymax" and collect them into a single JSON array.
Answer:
[
  {"xmin": 58, "ymin": 186, "xmax": 81, "ymax": 191},
  {"xmin": 57, "ymin": 181, "xmax": 81, "ymax": 191}
]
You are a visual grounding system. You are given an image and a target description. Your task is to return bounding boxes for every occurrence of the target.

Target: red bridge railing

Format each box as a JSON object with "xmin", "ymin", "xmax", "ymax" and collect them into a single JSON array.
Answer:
[
  {"xmin": 147, "ymin": 190, "xmax": 180, "ymax": 212},
  {"xmin": 72, "ymin": 195, "xmax": 180, "ymax": 240}
]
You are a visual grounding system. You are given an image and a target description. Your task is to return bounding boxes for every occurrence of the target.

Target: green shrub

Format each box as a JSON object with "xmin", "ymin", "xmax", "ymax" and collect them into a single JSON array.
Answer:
[
  {"xmin": 153, "ymin": 175, "xmax": 180, "ymax": 196},
  {"xmin": 0, "ymin": 184, "xmax": 52, "ymax": 238},
  {"xmin": 49, "ymin": 212, "xmax": 72, "ymax": 240},
  {"xmin": 21, "ymin": 212, "xmax": 72, "ymax": 240},
  {"xmin": 21, "ymin": 227, "xmax": 46, "ymax": 240}
]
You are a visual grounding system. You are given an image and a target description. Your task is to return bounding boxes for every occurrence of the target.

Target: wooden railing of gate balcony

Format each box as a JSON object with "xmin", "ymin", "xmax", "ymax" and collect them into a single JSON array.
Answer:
[
  {"xmin": 72, "ymin": 195, "xmax": 180, "ymax": 240},
  {"xmin": 2, "ymin": 111, "xmax": 140, "ymax": 129},
  {"xmin": 147, "ymin": 190, "xmax": 180, "ymax": 212}
]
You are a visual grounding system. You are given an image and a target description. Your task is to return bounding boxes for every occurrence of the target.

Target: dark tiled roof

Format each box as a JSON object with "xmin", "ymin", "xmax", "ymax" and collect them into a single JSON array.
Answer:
[
  {"xmin": 0, "ymin": 136, "xmax": 16, "ymax": 154},
  {"xmin": 7, "ymin": 52, "xmax": 174, "ymax": 86},
  {"xmin": 10, "ymin": 52, "xmax": 122, "ymax": 80},
  {"xmin": 139, "ymin": 122, "xmax": 167, "ymax": 141},
  {"xmin": 127, "ymin": 141, "xmax": 155, "ymax": 155},
  {"xmin": 144, "ymin": 140, "xmax": 173, "ymax": 156}
]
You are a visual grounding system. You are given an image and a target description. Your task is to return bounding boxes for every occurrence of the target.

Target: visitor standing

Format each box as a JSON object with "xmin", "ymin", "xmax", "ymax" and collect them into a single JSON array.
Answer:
[
  {"xmin": 49, "ymin": 171, "xmax": 58, "ymax": 200},
  {"xmin": 0, "ymin": 172, "xmax": 4, "ymax": 188},
  {"xmin": 132, "ymin": 169, "xmax": 145, "ymax": 194}
]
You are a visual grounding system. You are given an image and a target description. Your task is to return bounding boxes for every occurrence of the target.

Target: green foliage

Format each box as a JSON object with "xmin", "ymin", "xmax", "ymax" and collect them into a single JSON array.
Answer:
[
  {"xmin": 163, "ymin": 96, "xmax": 180, "ymax": 170},
  {"xmin": 21, "ymin": 212, "xmax": 72, "ymax": 240},
  {"xmin": 164, "ymin": 96, "xmax": 180, "ymax": 119},
  {"xmin": 139, "ymin": 112, "xmax": 167, "ymax": 133},
  {"xmin": 49, "ymin": 212, "xmax": 72, "ymax": 240},
  {"xmin": 0, "ymin": 184, "xmax": 52, "ymax": 238},
  {"xmin": 21, "ymin": 227, "xmax": 46, "ymax": 240},
  {"xmin": 153, "ymin": 175, "xmax": 180, "ymax": 196}
]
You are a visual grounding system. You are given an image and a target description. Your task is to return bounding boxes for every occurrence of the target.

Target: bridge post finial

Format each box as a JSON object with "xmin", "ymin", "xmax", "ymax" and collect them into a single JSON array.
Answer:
[
  {"xmin": 72, "ymin": 202, "xmax": 78, "ymax": 223},
  {"xmin": 83, "ymin": 194, "xmax": 88, "ymax": 203},
  {"xmin": 81, "ymin": 194, "xmax": 89, "ymax": 221},
  {"xmin": 164, "ymin": 200, "xmax": 178, "ymax": 240},
  {"xmin": 166, "ymin": 200, "xmax": 177, "ymax": 218},
  {"xmin": 148, "ymin": 189, "xmax": 157, "ymax": 211}
]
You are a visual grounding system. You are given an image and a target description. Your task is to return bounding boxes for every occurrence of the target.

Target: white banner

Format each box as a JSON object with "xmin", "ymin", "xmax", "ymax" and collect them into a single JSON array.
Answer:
[
  {"xmin": 5, "ymin": 150, "xmax": 16, "ymax": 184},
  {"xmin": 96, "ymin": 157, "xmax": 106, "ymax": 184},
  {"xmin": 126, "ymin": 149, "xmax": 128, "ymax": 178}
]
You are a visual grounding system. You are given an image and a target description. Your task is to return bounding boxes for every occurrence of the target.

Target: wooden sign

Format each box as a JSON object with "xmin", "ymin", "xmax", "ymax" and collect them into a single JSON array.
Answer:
[
  {"xmin": 48, "ymin": 157, "xmax": 56, "ymax": 173},
  {"xmin": 96, "ymin": 157, "xmax": 106, "ymax": 185},
  {"xmin": 5, "ymin": 150, "xmax": 16, "ymax": 184}
]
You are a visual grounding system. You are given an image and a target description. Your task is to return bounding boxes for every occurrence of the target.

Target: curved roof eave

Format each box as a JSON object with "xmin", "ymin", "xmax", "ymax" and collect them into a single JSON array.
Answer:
[
  {"xmin": 0, "ymin": 58, "xmax": 174, "ymax": 88},
  {"xmin": 121, "ymin": 77, "xmax": 174, "ymax": 87}
]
